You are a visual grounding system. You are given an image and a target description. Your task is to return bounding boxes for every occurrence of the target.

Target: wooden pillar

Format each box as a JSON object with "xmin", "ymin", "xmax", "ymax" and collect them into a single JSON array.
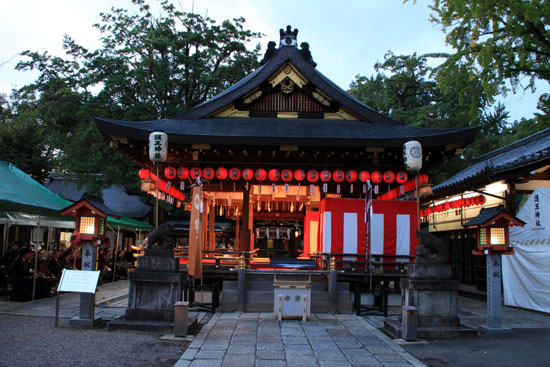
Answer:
[
  {"xmin": 235, "ymin": 217, "xmax": 240, "ymax": 250},
  {"xmin": 249, "ymin": 196, "xmax": 254, "ymax": 253},
  {"xmin": 209, "ymin": 200, "xmax": 215, "ymax": 251},
  {"xmin": 239, "ymin": 190, "xmax": 250, "ymax": 253},
  {"xmin": 201, "ymin": 200, "xmax": 208, "ymax": 251}
]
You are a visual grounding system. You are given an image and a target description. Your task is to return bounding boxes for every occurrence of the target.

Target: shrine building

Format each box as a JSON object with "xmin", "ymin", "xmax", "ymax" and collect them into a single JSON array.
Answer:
[{"xmin": 95, "ymin": 26, "xmax": 479, "ymax": 273}]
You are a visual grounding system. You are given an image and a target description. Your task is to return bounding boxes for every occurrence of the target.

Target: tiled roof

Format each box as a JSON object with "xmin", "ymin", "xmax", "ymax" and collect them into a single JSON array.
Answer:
[
  {"xmin": 433, "ymin": 128, "xmax": 550, "ymax": 197},
  {"xmin": 463, "ymin": 205, "xmax": 508, "ymax": 227},
  {"xmin": 95, "ymin": 116, "xmax": 479, "ymax": 148},
  {"xmin": 47, "ymin": 178, "xmax": 151, "ymax": 218}
]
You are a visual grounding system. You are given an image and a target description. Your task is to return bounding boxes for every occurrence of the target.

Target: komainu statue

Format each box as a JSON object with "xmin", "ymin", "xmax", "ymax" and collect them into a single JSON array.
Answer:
[
  {"xmin": 145, "ymin": 223, "xmax": 175, "ymax": 256},
  {"xmin": 414, "ymin": 230, "xmax": 446, "ymax": 264}
]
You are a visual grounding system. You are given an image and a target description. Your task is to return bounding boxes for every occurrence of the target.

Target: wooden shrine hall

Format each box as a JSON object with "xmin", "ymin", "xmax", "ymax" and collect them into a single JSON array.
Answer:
[{"xmin": 95, "ymin": 25, "xmax": 479, "ymax": 277}]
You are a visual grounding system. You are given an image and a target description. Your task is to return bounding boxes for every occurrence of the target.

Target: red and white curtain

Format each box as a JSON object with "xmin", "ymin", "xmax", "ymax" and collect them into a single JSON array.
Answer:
[{"xmin": 317, "ymin": 198, "xmax": 418, "ymax": 259}]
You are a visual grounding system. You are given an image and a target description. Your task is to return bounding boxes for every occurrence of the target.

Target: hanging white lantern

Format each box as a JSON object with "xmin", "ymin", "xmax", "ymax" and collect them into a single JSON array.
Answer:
[
  {"xmin": 148, "ymin": 131, "xmax": 168, "ymax": 163},
  {"xmin": 403, "ymin": 140, "xmax": 423, "ymax": 172}
]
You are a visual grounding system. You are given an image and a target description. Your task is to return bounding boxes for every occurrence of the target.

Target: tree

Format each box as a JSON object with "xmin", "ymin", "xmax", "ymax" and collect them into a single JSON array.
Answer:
[
  {"xmin": 10, "ymin": 0, "xmax": 262, "ymax": 194},
  {"xmin": 0, "ymin": 93, "xmax": 54, "ymax": 182},
  {"xmin": 18, "ymin": 0, "xmax": 262, "ymax": 121},
  {"xmin": 348, "ymin": 51, "xmax": 507, "ymax": 184},
  {"xmin": 425, "ymin": 0, "xmax": 550, "ymax": 99},
  {"xmin": 349, "ymin": 52, "xmax": 439, "ymax": 125}
]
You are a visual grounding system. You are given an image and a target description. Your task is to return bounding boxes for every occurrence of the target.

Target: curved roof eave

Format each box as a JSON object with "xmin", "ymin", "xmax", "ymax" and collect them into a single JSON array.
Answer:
[
  {"xmin": 172, "ymin": 46, "xmax": 401, "ymax": 125},
  {"xmin": 95, "ymin": 116, "xmax": 480, "ymax": 148}
]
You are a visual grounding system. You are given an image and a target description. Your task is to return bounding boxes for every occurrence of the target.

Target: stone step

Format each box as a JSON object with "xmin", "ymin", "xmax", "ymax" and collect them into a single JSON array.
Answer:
[
  {"xmin": 222, "ymin": 280, "xmax": 349, "ymax": 292},
  {"xmin": 222, "ymin": 300, "xmax": 353, "ymax": 313},
  {"xmin": 384, "ymin": 319, "xmax": 477, "ymax": 339}
]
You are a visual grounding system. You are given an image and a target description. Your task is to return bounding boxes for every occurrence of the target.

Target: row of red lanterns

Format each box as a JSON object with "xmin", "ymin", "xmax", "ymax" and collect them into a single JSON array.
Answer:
[
  {"xmin": 138, "ymin": 169, "xmax": 186, "ymax": 201},
  {"xmin": 163, "ymin": 166, "xmax": 410, "ymax": 184},
  {"xmin": 421, "ymin": 195, "xmax": 486, "ymax": 217},
  {"xmin": 377, "ymin": 174, "xmax": 429, "ymax": 200}
]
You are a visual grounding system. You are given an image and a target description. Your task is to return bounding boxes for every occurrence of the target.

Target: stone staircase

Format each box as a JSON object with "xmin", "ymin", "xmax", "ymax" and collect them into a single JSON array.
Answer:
[{"xmin": 220, "ymin": 273, "xmax": 353, "ymax": 313}]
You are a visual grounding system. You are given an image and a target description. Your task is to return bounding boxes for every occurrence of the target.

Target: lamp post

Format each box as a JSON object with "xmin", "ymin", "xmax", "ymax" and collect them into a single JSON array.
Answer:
[
  {"xmin": 464, "ymin": 205, "xmax": 525, "ymax": 333},
  {"xmin": 403, "ymin": 141, "xmax": 422, "ymax": 230},
  {"xmin": 61, "ymin": 197, "xmax": 117, "ymax": 326}
]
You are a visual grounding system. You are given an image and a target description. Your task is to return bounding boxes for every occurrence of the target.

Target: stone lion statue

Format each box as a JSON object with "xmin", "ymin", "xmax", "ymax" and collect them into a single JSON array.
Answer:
[
  {"xmin": 145, "ymin": 223, "xmax": 175, "ymax": 256},
  {"xmin": 414, "ymin": 230, "xmax": 446, "ymax": 264}
]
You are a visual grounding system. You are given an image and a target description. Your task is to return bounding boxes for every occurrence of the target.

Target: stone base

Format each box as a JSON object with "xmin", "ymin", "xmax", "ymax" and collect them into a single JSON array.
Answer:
[
  {"xmin": 69, "ymin": 316, "xmax": 103, "ymax": 327},
  {"xmin": 408, "ymin": 264, "xmax": 452, "ymax": 279},
  {"xmin": 479, "ymin": 325, "xmax": 512, "ymax": 334},
  {"xmin": 137, "ymin": 255, "xmax": 178, "ymax": 272},
  {"xmin": 384, "ymin": 319, "xmax": 477, "ymax": 339},
  {"xmin": 107, "ymin": 315, "xmax": 198, "ymax": 334},
  {"xmin": 125, "ymin": 308, "xmax": 175, "ymax": 322}
]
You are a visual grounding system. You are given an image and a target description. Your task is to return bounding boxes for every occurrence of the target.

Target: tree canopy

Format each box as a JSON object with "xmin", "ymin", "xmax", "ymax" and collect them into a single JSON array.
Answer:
[
  {"xmin": 1, "ymin": 0, "xmax": 262, "ymax": 195},
  {"xmin": 348, "ymin": 51, "xmax": 508, "ymax": 183},
  {"xmin": 426, "ymin": 0, "xmax": 550, "ymax": 99}
]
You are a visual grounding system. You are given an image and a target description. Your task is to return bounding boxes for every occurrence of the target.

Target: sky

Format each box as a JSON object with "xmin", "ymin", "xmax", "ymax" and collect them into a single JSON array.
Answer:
[{"xmin": 1, "ymin": 0, "xmax": 547, "ymax": 122}]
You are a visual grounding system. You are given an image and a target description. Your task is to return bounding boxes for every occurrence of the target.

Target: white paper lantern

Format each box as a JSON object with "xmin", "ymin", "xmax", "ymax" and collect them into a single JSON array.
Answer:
[
  {"xmin": 403, "ymin": 140, "xmax": 422, "ymax": 171},
  {"xmin": 148, "ymin": 131, "xmax": 168, "ymax": 163}
]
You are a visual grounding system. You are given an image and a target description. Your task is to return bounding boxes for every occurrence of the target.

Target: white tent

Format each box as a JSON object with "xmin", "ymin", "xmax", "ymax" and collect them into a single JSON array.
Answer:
[{"xmin": 502, "ymin": 187, "xmax": 550, "ymax": 313}]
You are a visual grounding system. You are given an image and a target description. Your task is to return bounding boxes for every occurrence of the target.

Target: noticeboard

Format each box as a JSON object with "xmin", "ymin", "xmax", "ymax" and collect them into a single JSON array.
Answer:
[{"xmin": 57, "ymin": 269, "xmax": 100, "ymax": 294}]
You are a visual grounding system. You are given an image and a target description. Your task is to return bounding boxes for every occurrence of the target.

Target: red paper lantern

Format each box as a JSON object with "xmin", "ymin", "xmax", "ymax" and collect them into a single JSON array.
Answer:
[
  {"xmin": 333, "ymin": 170, "xmax": 345, "ymax": 183},
  {"xmin": 190, "ymin": 167, "xmax": 202, "ymax": 180},
  {"xmin": 255, "ymin": 168, "xmax": 267, "ymax": 182},
  {"xmin": 139, "ymin": 169, "xmax": 150, "ymax": 179},
  {"xmin": 203, "ymin": 167, "xmax": 215, "ymax": 180},
  {"xmin": 320, "ymin": 170, "xmax": 332, "ymax": 182},
  {"xmin": 345, "ymin": 170, "xmax": 358, "ymax": 183},
  {"xmin": 307, "ymin": 170, "xmax": 319, "ymax": 183},
  {"xmin": 358, "ymin": 171, "xmax": 370, "ymax": 182},
  {"xmin": 229, "ymin": 167, "xmax": 241, "ymax": 181},
  {"xmin": 419, "ymin": 173, "xmax": 429, "ymax": 184},
  {"xmin": 294, "ymin": 169, "xmax": 306, "ymax": 181},
  {"xmin": 177, "ymin": 167, "xmax": 189, "ymax": 180},
  {"xmin": 383, "ymin": 171, "xmax": 395, "ymax": 184},
  {"xmin": 164, "ymin": 166, "xmax": 176, "ymax": 180},
  {"xmin": 396, "ymin": 171, "xmax": 408, "ymax": 184},
  {"xmin": 281, "ymin": 169, "xmax": 293, "ymax": 182},
  {"xmin": 268, "ymin": 169, "xmax": 280, "ymax": 182},
  {"xmin": 216, "ymin": 167, "xmax": 228, "ymax": 180},
  {"xmin": 371, "ymin": 171, "xmax": 382, "ymax": 183},
  {"xmin": 242, "ymin": 168, "xmax": 254, "ymax": 181},
  {"xmin": 478, "ymin": 195, "xmax": 486, "ymax": 205}
]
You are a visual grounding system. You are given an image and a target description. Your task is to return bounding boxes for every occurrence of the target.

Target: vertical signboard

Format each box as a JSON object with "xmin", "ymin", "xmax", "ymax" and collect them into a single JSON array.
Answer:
[{"xmin": 188, "ymin": 185, "xmax": 203, "ymax": 278}]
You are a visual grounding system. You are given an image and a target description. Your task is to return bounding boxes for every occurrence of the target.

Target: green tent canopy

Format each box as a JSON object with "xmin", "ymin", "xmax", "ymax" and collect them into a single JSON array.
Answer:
[
  {"xmin": 107, "ymin": 216, "xmax": 154, "ymax": 231},
  {"xmin": 0, "ymin": 161, "xmax": 74, "ymax": 218},
  {"xmin": 0, "ymin": 161, "xmax": 153, "ymax": 232}
]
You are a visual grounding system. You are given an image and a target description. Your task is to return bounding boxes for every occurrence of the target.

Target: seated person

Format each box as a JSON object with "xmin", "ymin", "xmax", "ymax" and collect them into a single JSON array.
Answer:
[
  {"xmin": 47, "ymin": 249, "xmax": 63, "ymax": 280},
  {"xmin": 10, "ymin": 248, "xmax": 50, "ymax": 301}
]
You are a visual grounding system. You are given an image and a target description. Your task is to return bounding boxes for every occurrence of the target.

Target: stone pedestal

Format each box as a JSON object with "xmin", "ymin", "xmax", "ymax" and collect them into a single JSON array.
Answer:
[
  {"xmin": 108, "ymin": 253, "xmax": 185, "ymax": 332},
  {"xmin": 384, "ymin": 264, "xmax": 476, "ymax": 339}
]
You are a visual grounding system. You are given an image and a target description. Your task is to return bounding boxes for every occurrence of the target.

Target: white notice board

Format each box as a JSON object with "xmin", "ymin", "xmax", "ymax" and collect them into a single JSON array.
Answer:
[{"xmin": 57, "ymin": 269, "xmax": 100, "ymax": 294}]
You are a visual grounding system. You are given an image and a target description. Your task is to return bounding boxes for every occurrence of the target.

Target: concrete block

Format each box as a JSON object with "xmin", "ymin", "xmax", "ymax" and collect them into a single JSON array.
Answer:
[
  {"xmin": 175, "ymin": 301, "xmax": 189, "ymax": 337},
  {"xmin": 402, "ymin": 306, "xmax": 418, "ymax": 341}
]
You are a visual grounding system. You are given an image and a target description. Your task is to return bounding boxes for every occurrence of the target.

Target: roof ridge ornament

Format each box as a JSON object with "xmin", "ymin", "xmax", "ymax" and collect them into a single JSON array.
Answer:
[
  {"xmin": 280, "ymin": 25, "xmax": 298, "ymax": 47},
  {"xmin": 260, "ymin": 26, "xmax": 317, "ymax": 67}
]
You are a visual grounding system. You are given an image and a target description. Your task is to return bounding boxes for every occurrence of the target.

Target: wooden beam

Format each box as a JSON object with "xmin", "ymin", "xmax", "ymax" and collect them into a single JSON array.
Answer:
[{"xmin": 253, "ymin": 212, "xmax": 305, "ymax": 221}]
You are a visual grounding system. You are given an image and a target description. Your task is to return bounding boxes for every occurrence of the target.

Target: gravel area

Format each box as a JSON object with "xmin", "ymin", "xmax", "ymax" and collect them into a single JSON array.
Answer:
[{"xmin": 0, "ymin": 314, "xmax": 188, "ymax": 367}]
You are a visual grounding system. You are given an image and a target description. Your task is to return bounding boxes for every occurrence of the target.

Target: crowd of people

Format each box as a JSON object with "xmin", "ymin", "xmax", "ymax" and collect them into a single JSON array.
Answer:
[{"xmin": 0, "ymin": 242, "xmax": 133, "ymax": 302}]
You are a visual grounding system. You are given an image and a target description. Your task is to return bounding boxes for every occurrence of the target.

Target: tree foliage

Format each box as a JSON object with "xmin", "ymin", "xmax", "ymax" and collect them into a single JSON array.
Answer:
[
  {"xmin": 348, "ymin": 51, "xmax": 508, "ymax": 183},
  {"xmin": 426, "ymin": 0, "xmax": 550, "ymax": 99},
  {"xmin": 4, "ymin": 0, "xmax": 262, "ymax": 194}
]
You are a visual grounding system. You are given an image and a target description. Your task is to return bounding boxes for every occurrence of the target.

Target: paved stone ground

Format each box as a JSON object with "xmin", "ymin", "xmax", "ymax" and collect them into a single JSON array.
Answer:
[{"xmin": 175, "ymin": 313, "xmax": 426, "ymax": 367}]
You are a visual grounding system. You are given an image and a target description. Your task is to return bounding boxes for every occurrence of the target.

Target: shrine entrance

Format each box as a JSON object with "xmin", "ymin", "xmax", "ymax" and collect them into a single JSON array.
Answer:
[{"xmin": 200, "ymin": 184, "xmax": 321, "ymax": 260}]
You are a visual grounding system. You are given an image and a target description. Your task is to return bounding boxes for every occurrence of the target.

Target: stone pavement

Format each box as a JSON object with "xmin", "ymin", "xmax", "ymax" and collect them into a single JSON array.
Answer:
[
  {"xmin": 174, "ymin": 312, "xmax": 426, "ymax": 367},
  {"xmin": 0, "ymin": 279, "xmax": 129, "ymax": 320}
]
